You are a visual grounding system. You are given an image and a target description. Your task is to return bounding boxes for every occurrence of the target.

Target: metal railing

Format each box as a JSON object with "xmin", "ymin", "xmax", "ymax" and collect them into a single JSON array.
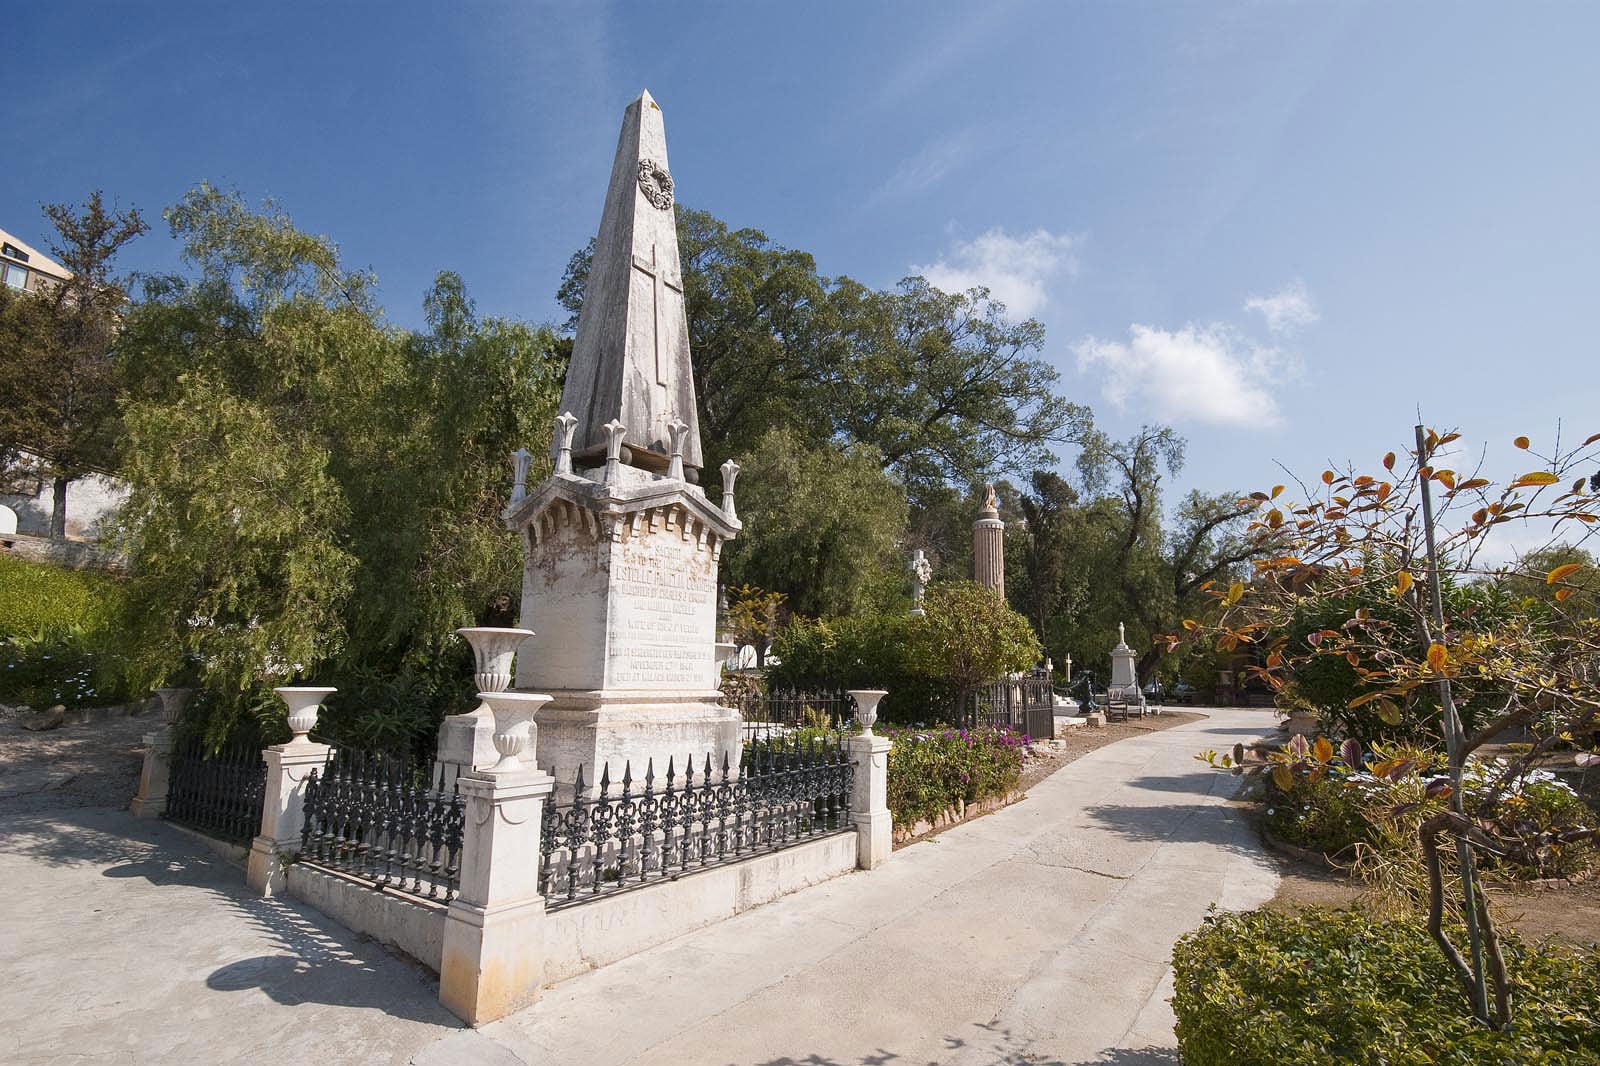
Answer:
[
  {"xmin": 965, "ymin": 675, "xmax": 1054, "ymax": 732},
  {"xmin": 730, "ymin": 688, "xmax": 858, "ymax": 744},
  {"xmin": 538, "ymin": 733, "xmax": 854, "ymax": 910},
  {"xmin": 164, "ymin": 740, "xmax": 267, "ymax": 844},
  {"xmin": 298, "ymin": 751, "xmax": 466, "ymax": 903}
]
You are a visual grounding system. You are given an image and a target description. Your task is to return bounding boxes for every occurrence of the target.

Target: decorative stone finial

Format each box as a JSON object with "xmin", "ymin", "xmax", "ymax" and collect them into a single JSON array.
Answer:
[
  {"xmin": 982, "ymin": 482, "xmax": 999, "ymax": 514},
  {"xmin": 719, "ymin": 459, "xmax": 741, "ymax": 520},
  {"xmin": 603, "ymin": 419, "xmax": 628, "ymax": 484},
  {"xmin": 553, "ymin": 412, "xmax": 578, "ymax": 475},
  {"xmin": 666, "ymin": 418, "xmax": 689, "ymax": 480},
  {"xmin": 274, "ymin": 686, "xmax": 337, "ymax": 743},
  {"xmin": 510, "ymin": 448, "xmax": 531, "ymax": 504}
]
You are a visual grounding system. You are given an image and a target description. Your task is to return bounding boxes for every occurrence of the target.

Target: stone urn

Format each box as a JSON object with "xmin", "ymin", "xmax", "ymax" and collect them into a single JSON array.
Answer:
[
  {"xmin": 479, "ymin": 691, "xmax": 552, "ymax": 774},
  {"xmin": 848, "ymin": 689, "xmax": 889, "ymax": 736},
  {"xmin": 274, "ymin": 686, "xmax": 337, "ymax": 742},
  {"xmin": 152, "ymin": 686, "xmax": 195, "ymax": 726},
  {"xmin": 457, "ymin": 627, "xmax": 535, "ymax": 696}
]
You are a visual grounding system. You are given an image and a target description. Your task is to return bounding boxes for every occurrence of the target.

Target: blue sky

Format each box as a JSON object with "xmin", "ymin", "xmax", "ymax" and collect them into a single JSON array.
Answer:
[{"xmin": 7, "ymin": 2, "xmax": 1598, "ymax": 522}]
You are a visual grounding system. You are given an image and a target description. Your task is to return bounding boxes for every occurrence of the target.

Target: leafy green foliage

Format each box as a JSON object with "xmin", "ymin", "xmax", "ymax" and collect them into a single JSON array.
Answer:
[
  {"xmin": 904, "ymin": 581, "xmax": 1041, "ymax": 709},
  {"xmin": 1172, "ymin": 907, "xmax": 1600, "ymax": 1065},
  {"xmin": 109, "ymin": 185, "xmax": 562, "ymax": 748},
  {"xmin": 1262, "ymin": 773, "xmax": 1372, "ymax": 857},
  {"xmin": 0, "ymin": 555, "xmax": 135, "ymax": 708},
  {"xmin": 558, "ymin": 206, "xmax": 1089, "ymax": 546},
  {"xmin": 0, "ymin": 191, "xmax": 147, "ymax": 533},
  {"xmin": 0, "ymin": 554, "xmax": 124, "ymax": 639},
  {"xmin": 883, "ymin": 724, "xmax": 1027, "ymax": 826},
  {"xmin": 722, "ymin": 427, "xmax": 908, "ymax": 617}
]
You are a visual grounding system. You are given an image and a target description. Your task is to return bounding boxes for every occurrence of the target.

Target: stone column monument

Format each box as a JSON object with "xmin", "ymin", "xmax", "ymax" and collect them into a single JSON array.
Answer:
[
  {"xmin": 973, "ymin": 482, "xmax": 1005, "ymax": 599},
  {"xmin": 503, "ymin": 90, "xmax": 742, "ymax": 787},
  {"xmin": 1109, "ymin": 622, "xmax": 1139, "ymax": 694}
]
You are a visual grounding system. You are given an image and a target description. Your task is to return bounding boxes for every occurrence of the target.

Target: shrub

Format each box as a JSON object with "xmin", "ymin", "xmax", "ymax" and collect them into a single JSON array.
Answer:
[
  {"xmin": 883, "ymin": 724, "xmax": 1026, "ymax": 826},
  {"xmin": 1172, "ymin": 906, "xmax": 1600, "ymax": 1065},
  {"xmin": 1262, "ymin": 772, "xmax": 1371, "ymax": 857},
  {"xmin": 769, "ymin": 612, "xmax": 951, "ymax": 723},
  {"xmin": 0, "ymin": 556, "xmax": 136, "ymax": 708},
  {"xmin": 0, "ymin": 554, "xmax": 125, "ymax": 639}
]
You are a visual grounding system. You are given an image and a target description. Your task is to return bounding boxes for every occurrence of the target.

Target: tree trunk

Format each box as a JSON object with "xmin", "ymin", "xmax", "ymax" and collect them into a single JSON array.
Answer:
[{"xmin": 50, "ymin": 476, "xmax": 68, "ymax": 540}]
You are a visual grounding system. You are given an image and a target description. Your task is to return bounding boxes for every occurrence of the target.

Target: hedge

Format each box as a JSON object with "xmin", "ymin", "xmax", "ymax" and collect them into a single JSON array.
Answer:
[
  {"xmin": 1173, "ymin": 906, "xmax": 1600, "ymax": 1065},
  {"xmin": 0, "ymin": 553, "xmax": 125, "ymax": 638}
]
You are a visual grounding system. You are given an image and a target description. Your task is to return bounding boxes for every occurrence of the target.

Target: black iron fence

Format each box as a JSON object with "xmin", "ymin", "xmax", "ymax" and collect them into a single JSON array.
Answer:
[
  {"xmin": 538, "ymin": 733, "xmax": 855, "ymax": 910},
  {"xmin": 965, "ymin": 675, "xmax": 1054, "ymax": 733},
  {"xmin": 164, "ymin": 739, "xmax": 267, "ymax": 844},
  {"xmin": 730, "ymin": 688, "xmax": 857, "ymax": 744},
  {"xmin": 298, "ymin": 751, "xmax": 466, "ymax": 903}
]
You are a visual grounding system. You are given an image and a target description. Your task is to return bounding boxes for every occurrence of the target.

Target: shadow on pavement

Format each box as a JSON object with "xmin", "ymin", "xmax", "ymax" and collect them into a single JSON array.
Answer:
[
  {"xmin": 4, "ymin": 805, "xmax": 457, "ymax": 1027},
  {"xmin": 1079, "ymin": 801, "xmax": 1262, "ymax": 860},
  {"xmin": 751, "ymin": 1021, "xmax": 1077, "ymax": 1065}
]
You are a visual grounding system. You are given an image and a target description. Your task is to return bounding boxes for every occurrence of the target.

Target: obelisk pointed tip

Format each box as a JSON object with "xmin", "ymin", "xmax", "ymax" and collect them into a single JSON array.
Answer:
[{"xmin": 633, "ymin": 88, "xmax": 661, "ymax": 112}]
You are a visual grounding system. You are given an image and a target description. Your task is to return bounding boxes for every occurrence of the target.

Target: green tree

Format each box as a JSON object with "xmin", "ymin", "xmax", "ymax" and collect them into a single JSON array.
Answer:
[
  {"xmin": 557, "ymin": 208, "xmax": 1089, "ymax": 506},
  {"xmin": 722, "ymin": 426, "xmax": 908, "ymax": 617},
  {"xmin": 112, "ymin": 185, "xmax": 561, "ymax": 746},
  {"xmin": 905, "ymin": 581, "xmax": 1041, "ymax": 716},
  {"xmin": 0, "ymin": 191, "xmax": 146, "ymax": 535},
  {"xmin": 1006, "ymin": 426, "xmax": 1256, "ymax": 683}
]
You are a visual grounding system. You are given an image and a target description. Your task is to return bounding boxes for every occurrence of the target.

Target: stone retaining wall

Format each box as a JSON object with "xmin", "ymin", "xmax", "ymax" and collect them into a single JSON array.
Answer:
[{"xmin": 285, "ymin": 830, "xmax": 860, "ymax": 984}]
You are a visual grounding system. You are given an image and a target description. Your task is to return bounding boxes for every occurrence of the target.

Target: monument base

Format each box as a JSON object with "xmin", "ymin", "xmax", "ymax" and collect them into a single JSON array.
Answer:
[
  {"xmin": 433, "ymin": 709, "xmax": 500, "ymax": 790},
  {"xmin": 531, "ymin": 688, "xmax": 742, "ymax": 790}
]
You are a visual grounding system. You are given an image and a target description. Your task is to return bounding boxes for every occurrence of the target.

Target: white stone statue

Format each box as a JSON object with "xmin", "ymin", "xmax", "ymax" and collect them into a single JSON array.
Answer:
[{"xmin": 908, "ymin": 549, "xmax": 931, "ymax": 617}]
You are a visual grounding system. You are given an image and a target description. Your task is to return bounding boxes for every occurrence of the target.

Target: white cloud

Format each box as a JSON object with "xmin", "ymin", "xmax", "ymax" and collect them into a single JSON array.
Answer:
[
  {"xmin": 873, "ymin": 133, "xmax": 976, "ymax": 200},
  {"xmin": 1074, "ymin": 324, "xmax": 1293, "ymax": 429},
  {"xmin": 911, "ymin": 228, "xmax": 1078, "ymax": 319},
  {"xmin": 1244, "ymin": 280, "xmax": 1319, "ymax": 335}
]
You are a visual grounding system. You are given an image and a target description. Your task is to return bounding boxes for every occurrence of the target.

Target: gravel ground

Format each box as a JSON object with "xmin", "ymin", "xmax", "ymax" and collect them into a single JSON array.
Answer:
[{"xmin": 0, "ymin": 712, "xmax": 150, "ymax": 815}]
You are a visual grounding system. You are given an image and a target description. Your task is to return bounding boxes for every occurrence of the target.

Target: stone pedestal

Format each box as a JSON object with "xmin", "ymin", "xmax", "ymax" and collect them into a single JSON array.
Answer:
[
  {"xmin": 848, "ymin": 733, "xmax": 893, "ymax": 870},
  {"xmin": 129, "ymin": 729, "xmax": 174, "ymax": 818},
  {"xmin": 505, "ymin": 463, "xmax": 741, "ymax": 788},
  {"xmin": 246, "ymin": 739, "xmax": 333, "ymax": 896},
  {"xmin": 973, "ymin": 484, "xmax": 1005, "ymax": 599},
  {"xmin": 438, "ymin": 767, "xmax": 556, "ymax": 1026}
]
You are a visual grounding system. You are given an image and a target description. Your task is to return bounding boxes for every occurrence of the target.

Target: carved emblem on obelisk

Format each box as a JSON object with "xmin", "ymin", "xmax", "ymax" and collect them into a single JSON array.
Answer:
[{"xmin": 638, "ymin": 159, "xmax": 674, "ymax": 210}]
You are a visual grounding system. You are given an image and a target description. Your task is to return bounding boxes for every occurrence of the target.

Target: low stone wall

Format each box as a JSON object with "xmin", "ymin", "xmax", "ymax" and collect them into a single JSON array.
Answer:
[
  {"xmin": 543, "ymin": 830, "xmax": 858, "ymax": 983},
  {"xmin": 286, "ymin": 863, "xmax": 447, "ymax": 971},
  {"xmin": 893, "ymin": 790, "xmax": 1023, "ymax": 845},
  {"xmin": 285, "ymin": 829, "xmax": 859, "ymax": 985},
  {"xmin": 0, "ymin": 531, "xmax": 126, "ymax": 572}
]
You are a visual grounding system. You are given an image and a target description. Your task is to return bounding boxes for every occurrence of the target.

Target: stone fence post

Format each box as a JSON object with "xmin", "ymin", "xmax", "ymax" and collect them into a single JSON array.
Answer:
[
  {"xmin": 439, "ymin": 690, "xmax": 556, "ymax": 1026},
  {"xmin": 130, "ymin": 687, "xmax": 193, "ymax": 818},
  {"xmin": 439, "ymin": 766, "xmax": 556, "ymax": 1025},
  {"xmin": 847, "ymin": 689, "xmax": 893, "ymax": 870},
  {"xmin": 129, "ymin": 729, "xmax": 174, "ymax": 818},
  {"xmin": 247, "ymin": 687, "xmax": 335, "ymax": 897}
]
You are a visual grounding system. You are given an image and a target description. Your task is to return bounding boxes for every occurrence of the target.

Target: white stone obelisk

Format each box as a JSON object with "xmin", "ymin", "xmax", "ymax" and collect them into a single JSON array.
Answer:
[{"xmin": 505, "ymin": 91, "xmax": 741, "ymax": 790}]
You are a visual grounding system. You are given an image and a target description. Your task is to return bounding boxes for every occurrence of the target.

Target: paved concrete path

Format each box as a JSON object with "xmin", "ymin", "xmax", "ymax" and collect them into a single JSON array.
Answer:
[{"xmin": 1, "ymin": 708, "xmax": 1279, "ymax": 1066}]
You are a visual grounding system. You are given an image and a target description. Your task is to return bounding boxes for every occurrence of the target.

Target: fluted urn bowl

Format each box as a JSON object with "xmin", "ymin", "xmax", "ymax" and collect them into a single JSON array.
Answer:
[
  {"xmin": 457, "ymin": 627, "xmax": 534, "ymax": 696},
  {"xmin": 153, "ymin": 686, "xmax": 195, "ymax": 726},
  {"xmin": 848, "ymin": 689, "xmax": 889, "ymax": 736},
  {"xmin": 479, "ymin": 691, "xmax": 552, "ymax": 774},
  {"xmin": 274, "ymin": 686, "xmax": 337, "ymax": 741}
]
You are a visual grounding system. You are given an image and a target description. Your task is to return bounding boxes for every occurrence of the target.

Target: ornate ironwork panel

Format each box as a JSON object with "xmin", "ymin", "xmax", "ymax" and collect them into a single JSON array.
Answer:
[
  {"xmin": 297, "ymin": 750, "xmax": 464, "ymax": 903},
  {"xmin": 539, "ymin": 731, "xmax": 854, "ymax": 911},
  {"xmin": 163, "ymin": 740, "xmax": 267, "ymax": 844}
]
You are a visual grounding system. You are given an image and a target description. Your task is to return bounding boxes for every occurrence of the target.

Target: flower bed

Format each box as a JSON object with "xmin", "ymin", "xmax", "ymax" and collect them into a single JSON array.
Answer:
[{"xmin": 883, "ymin": 724, "xmax": 1026, "ymax": 829}]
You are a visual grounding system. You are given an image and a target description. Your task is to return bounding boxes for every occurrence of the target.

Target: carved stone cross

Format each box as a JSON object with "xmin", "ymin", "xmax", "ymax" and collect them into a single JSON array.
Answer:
[{"xmin": 631, "ymin": 243, "xmax": 682, "ymax": 387}]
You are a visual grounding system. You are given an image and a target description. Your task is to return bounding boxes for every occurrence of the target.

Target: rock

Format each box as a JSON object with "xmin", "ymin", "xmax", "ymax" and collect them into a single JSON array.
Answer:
[
  {"xmin": 1083, "ymin": 711, "xmax": 1107, "ymax": 728},
  {"xmin": 20, "ymin": 706, "xmax": 67, "ymax": 732}
]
